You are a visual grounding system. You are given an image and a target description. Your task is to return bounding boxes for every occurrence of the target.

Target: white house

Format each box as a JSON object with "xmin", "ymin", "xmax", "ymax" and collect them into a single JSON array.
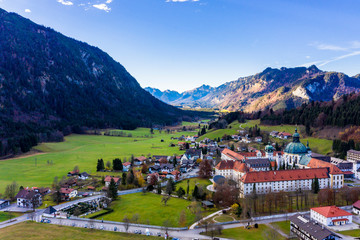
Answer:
[
  {"xmin": 352, "ymin": 200, "xmax": 360, "ymax": 215},
  {"xmin": 15, "ymin": 189, "xmax": 42, "ymax": 208},
  {"xmin": 310, "ymin": 206, "xmax": 352, "ymax": 226},
  {"xmin": 60, "ymin": 188, "xmax": 78, "ymax": 201}
]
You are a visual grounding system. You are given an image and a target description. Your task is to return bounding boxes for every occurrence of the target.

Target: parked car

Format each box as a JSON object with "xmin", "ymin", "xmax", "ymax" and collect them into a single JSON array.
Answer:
[
  {"xmin": 157, "ymin": 232, "xmax": 162, "ymax": 237},
  {"xmin": 114, "ymin": 227, "xmax": 117, "ymax": 231},
  {"xmin": 84, "ymin": 224, "xmax": 88, "ymax": 228},
  {"xmin": 100, "ymin": 225, "xmax": 104, "ymax": 230},
  {"xmin": 41, "ymin": 219, "xmax": 51, "ymax": 223}
]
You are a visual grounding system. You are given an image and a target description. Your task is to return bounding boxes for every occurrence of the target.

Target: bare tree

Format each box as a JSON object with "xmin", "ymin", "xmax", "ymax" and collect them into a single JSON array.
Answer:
[
  {"xmin": 131, "ymin": 213, "xmax": 139, "ymax": 224},
  {"xmin": 162, "ymin": 219, "xmax": 171, "ymax": 235},
  {"xmin": 162, "ymin": 195, "xmax": 171, "ymax": 206},
  {"xmin": 263, "ymin": 225, "xmax": 279, "ymax": 240},
  {"xmin": 122, "ymin": 216, "xmax": 130, "ymax": 232}
]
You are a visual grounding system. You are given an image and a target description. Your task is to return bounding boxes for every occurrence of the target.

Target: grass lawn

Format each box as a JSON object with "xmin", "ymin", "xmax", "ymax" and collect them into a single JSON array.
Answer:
[
  {"xmin": 175, "ymin": 177, "xmax": 211, "ymax": 194},
  {"xmin": 270, "ymin": 221, "xmax": 290, "ymax": 235},
  {"xmin": 213, "ymin": 214, "xmax": 235, "ymax": 223},
  {"xmin": 202, "ymin": 224, "xmax": 285, "ymax": 240},
  {"xmin": 0, "ymin": 128, "xmax": 195, "ymax": 194},
  {"xmin": 0, "ymin": 212, "xmax": 22, "ymax": 222},
  {"xmin": 0, "ymin": 221, "xmax": 160, "ymax": 240},
  {"xmin": 339, "ymin": 229, "xmax": 360, "ymax": 237},
  {"xmin": 89, "ymin": 192, "xmax": 214, "ymax": 227}
]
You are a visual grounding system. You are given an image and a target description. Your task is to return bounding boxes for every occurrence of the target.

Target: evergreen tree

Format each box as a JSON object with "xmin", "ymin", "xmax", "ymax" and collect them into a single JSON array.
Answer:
[
  {"xmin": 96, "ymin": 159, "xmax": 105, "ymax": 172},
  {"xmin": 312, "ymin": 177, "xmax": 320, "ymax": 194},
  {"xmin": 113, "ymin": 158, "xmax": 123, "ymax": 171},
  {"xmin": 107, "ymin": 178, "xmax": 118, "ymax": 200},
  {"xmin": 186, "ymin": 179, "xmax": 190, "ymax": 196},
  {"xmin": 192, "ymin": 185, "xmax": 199, "ymax": 200},
  {"xmin": 121, "ymin": 172, "xmax": 127, "ymax": 185}
]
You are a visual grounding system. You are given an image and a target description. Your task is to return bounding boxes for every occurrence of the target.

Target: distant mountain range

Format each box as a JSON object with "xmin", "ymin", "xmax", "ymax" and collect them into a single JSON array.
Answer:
[
  {"xmin": 146, "ymin": 65, "xmax": 360, "ymax": 112},
  {"xmin": 0, "ymin": 8, "xmax": 187, "ymax": 153}
]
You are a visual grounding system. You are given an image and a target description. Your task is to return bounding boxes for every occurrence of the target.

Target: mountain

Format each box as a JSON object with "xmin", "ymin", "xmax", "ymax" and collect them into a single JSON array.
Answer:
[
  {"xmin": 144, "ymin": 87, "xmax": 181, "ymax": 103},
  {"xmin": 0, "ymin": 8, "xmax": 185, "ymax": 154},
  {"xmin": 146, "ymin": 66, "xmax": 360, "ymax": 112}
]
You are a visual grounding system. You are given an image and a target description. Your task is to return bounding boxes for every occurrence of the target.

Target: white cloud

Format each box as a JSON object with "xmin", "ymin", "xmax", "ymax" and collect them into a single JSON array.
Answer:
[
  {"xmin": 57, "ymin": 0, "xmax": 74, "ymax": 6},
  {"xmin": 318, "ymin": 51, "xmax": 360, "ymax": 66},
  {"xmin": 24, "ymin": 9, "xmax": 31, "ymax": 13},
  {"xmin": 106, "ymin": 0, "xmax": 113, "ymax": 3},
  {"xmin": 306, "ymin": 56, "xmax": 311, "ymax": 59},
  {"xmin": 93, "ymin": 3, "xmax": 111, "ymax": 12}
]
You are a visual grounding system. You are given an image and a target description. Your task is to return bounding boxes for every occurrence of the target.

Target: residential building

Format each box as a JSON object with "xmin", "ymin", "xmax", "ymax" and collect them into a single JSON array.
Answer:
[
  {"xmin": 60, "ymin": 188, "xmax": 78, "ymax": 201},
  {"xmin": 310, "ymin": 206, "xmax": 352, "ymax": 226},
  {"xmin": 78, "ymin": 172, "xmax": 90, "ymax": 180},
  {"xmin": 181, "ymin": 149, "xmax": 203, "ymax": 162},
  {"xmin": 254, "ymin": 136, "xmax": 262, "ymax": 142},
  {"xmin": 352, "ymin": 200, "xmax": 360, "ymax": 215},
  {"xmin": 104, "ymin": 176, "xmax": 120, "ymax": 187},
  {"xmin": 16, "ymin": 189, "xmax": 42, "ymax": 208},
  {"xmin": 347, "ymin": 149, "xmax": 360, "ymax": 163},
  {"xmin": 215, "ymin": 160, "xmax": 248, "ymax": 183},
  {"xmin": 269, "ymin": 131, "xmax": 279, "ymax": 137},
  {"xmin": 123, "ymin": 162, "xmax": 131, "ymax": 172},
  {"xmin": 290, "ymin": 214, "xmax": 341, "ymax": 240}
]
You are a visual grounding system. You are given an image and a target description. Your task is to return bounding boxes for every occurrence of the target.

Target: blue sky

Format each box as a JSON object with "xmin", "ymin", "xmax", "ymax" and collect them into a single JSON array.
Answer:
[{"xmin": 1, "ymin": 0, "xmax": 360, "ymax": 92}]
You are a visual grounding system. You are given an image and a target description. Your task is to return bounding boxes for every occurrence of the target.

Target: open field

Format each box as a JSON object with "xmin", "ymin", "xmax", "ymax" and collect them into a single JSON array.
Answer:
[
  {"xmin": 175, "ymin": 177, "xmax": 212, "ymax": 194},
  {"xmin": 270, "ymin": 220, "xmax": 290, "ymax": 235},
  {"xmin": 202, "ymin": 224, "xmax": 285, "ymax": 240},
  {"xmin": 89, "ymin": 192, "xmax": 214, "ymax": 227},
  {"xmin": 0, "ymin": 128, "xmax": 195, "ymax": 194},
  {"xmin": 197, "ymin": 121, "xmax": 241, "ymax": 141},
  {"xmin": 0, "ymin": 212, "xmax": 22, "ymax": 222},
  {"xmin": 339, "ymin": 228, "xmax": 360, "ymax": 237},
  {"xmin": 0, "ymin": 221, "xmax": 160, "ymax": 239}
]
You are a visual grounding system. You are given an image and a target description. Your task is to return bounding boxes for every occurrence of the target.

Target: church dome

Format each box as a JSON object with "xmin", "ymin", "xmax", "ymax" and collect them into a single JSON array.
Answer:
[
  {"xmin": 284, "ymin": 128, "xmax": 308, "ymax": 154},
  {"xmin": 265, "ymin": 143, "xmax": 274, "ymax": 152}
]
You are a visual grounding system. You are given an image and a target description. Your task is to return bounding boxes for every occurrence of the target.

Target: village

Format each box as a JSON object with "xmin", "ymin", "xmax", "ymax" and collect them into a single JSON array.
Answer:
[{"xmin": 1, "ymin": 122, "xmax": 360, "ymax": 240}]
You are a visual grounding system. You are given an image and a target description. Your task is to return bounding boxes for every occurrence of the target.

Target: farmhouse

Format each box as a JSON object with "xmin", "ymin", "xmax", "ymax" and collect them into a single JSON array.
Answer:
[
  {"xmin": 104, "ymin": 176, "xmax": 120, "ymax": 187},
  {"xmin": 310, "ymin": 206, "xmax": 352, "ymax": 226},
  {"xmin": 352, "ymin": 200, "xmax": 360, "ymax": 215},
  {"xmin": 16, "ymin": 189, "xmax": 42, "ymax": 208},
  {"xmin": 0, "ymin": 199, "xmax": 10, "ymax": 210},
  {"xmin": 60, "ymin": 188, "xmax": 78, "ymax": 201}
]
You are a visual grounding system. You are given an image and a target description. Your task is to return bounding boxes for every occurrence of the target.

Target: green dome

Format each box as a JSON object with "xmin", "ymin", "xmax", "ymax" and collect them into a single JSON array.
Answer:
[
  {"xmin": 284, "ymin": 128, "xmax": 308, "ymax": 154},
  {"xmin": 265, "ymin": 143, "xmax": 274, "ymax": 152}
]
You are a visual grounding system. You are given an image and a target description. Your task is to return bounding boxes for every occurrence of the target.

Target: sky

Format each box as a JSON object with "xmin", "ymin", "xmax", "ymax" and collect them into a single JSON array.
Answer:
[{"xmin": 1, "ymin": 0, "xmax": 360, "ymax": 92}]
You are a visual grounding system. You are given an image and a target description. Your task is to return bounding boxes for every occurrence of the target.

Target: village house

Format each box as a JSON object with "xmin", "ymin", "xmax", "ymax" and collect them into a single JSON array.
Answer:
[
  {"xmin": 181, "ymin": 148, "xmax": 203, "ymax": 162},
  {"xmin": 160, "ymin": 163, "xmax": 174, "ymax": 173},
  {"xmin": 310, "ymin": 206, "xmax": 352, "ymax": 226},
  {"xmin": 290, "ymin": 214, "xmax": 341, "ymax": 240},
  {"xmin": 149, "ymin": 165, "xmax": 161, "ymax": 173},
  {"xmin": 278, "ymin": 132, "xmax": 292, "ymax": 139},
  {"xmin": 15, "ymin": 189, "xmax": 42, "ymax": 208},
  {"xmin": 134, "ymin": 156, "xmax": 148, "ymax": 165},
  {"xmin": 78, "ymin": 172, "xmax": 90, "ymax": 180},
  {"xmin": 104, "ymin": 176, "xmax": 120, "ymax": 187},
  {"xmin": 254, "ymin": 136, "xmax": 262, "ymax": 142},
  {"xmin": 60, "ymin": 188, "xmax": 78, "ymax": 201},
  {"xmin": 123, "ymin": 162, "xmax": 131, "ymax": 172},
  {"xmin": 269, "ymin": 131, "xmax": 279, "ymax": 137},
  {"xmin": 352, "ymin": 200, "xmax": 360, "ymax": 215},
  {"xmin": 221, "ymin": 148, "xmax": 245, "ymax": 161}
]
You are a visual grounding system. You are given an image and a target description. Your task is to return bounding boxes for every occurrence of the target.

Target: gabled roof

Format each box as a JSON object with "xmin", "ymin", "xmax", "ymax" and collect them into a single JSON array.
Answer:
[
  {"xmin": 353, "ymin": 200, "xmax": 360, "ymax": 209},
  {"xmin": 215, "ymin": 160, "xmax": 248, "ymax": 173},
  {"xmin": 104, "ymin": 176, "xmax": 120, "ymax": 183},
  {"xmin": 240, "ymin": 168, "xmax": 330, "ymax": 183},
  {"xmin": 15, "ymin": 189, "xmax": 39, "ymax": 200},
  {"xmin": 123, "ymin": 162, "xmax": 131, "ymax": 167},
  {"xmin": 135, "ymin": 156, "xmax": 147, "ymax": 162},
  {"xmin": 307, "ymin": 159, "xmax": 343, "ymax": 175},
  {"xmin": 311, "ymin": 206, "xmax": 351, "ymax": 218},
  {"xmin": 60, "ymin": 188, "xmax": 75, "ymax": 194},
  {"xmin": 290, "ymin": 214, "xmax": 340, "ymax": 240},
  {"xmin": 44, "ymin": 206, "xmax": 57, "ymax": 214},
  {"xmin": 221, "ymin": 149, "xmax": 244, "ymax": 161}
]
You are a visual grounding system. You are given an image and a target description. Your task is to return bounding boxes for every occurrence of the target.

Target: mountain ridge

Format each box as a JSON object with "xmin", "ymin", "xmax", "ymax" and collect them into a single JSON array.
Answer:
[{"xmin": 145, "ymin": 65, "xmax": 360, "ymax": 111}]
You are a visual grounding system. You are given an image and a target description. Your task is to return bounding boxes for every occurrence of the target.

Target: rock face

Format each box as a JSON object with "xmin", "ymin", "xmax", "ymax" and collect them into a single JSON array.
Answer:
[
  {"xmin": 0, "ymin": 8, "xmax": 183, "ymax": 140},
  {"xmin": 146, "ymin": 66, "xmax": 360, "ymax": 112}
]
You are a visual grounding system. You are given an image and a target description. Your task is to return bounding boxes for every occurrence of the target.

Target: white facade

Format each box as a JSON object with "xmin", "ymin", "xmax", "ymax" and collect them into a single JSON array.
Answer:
[{"xmin": 310, "ymin": 208, "xmax": 352, "ymax": 226}]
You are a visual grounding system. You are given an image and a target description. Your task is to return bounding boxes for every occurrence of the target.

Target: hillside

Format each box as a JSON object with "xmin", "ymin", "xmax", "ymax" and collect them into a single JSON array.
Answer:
[
  {"xmin": 0, "ymin": 8, "xmax": 184, "ymax": 155},
  {"xmin": 146, "ymin": 66, "xmax": 360, "ymax": 111}
]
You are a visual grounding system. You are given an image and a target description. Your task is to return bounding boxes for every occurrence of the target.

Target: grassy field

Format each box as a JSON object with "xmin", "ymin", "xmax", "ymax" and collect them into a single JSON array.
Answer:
[
  {"xmin": 213, "ymin": 215, "xmax": 235, "ymax": 223},
  {"xmin": 0, "ymin": 128, "xmax": 195, "ymax": 194},
  {"xmin": 175, "ymin": 177, "xmax": 211, "ymax": 194},
  {"xmin": 89, "ymin": 192, "xmax": 213, "ymax": 227},
  {"xmin": 0, "ymin": 212, "xmax": 22, "ymax": 222},
  {"xmin": 270, "ymin": 221, "xmax": 290, "ymax": 235},
  {"xmin": 0, "ymin": 221, "xmax": 160, "ymax": 240},
  {"xmin": 202, "ymin": 224, "xmax": 285, "ymax": 240},
  {"xmin": 197, "ymin": 121, "xmax": 241, "ymax": 141},
  {"xmin": 339, "ymin": 229, "xmax": 360, "ymax": 237}
]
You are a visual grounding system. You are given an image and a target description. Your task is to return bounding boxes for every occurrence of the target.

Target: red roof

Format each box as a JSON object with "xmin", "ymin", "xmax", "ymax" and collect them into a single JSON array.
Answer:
[
  {"xmin": 104, "ymin": 176, "xmax": 120, "ymax": 183},
  {"xmin": 332, "ymin": 218, "xmax": 350, "ymax": 222},
  {"xmin": 222, "ymin": 149, "xmax": 245, "ymax": 161},
  {"xmin": 307, "ymin": 159, "xmax": 343, "ymax": 175},
  {"xmin": 135, "ymin": 156, "xmax": 147, "ymax": 162},
  {"xmin": 342, "ymin": 171, "xmax": 353, "ymax": 175},
  {"xmin": 123, "ymin": 162, "xmax": 131, "ymax": 167},
  {"xmin": 241, "ymin": 168, "xmax": 330, "ymax": 183},
  {"xmin": 353, "ymin": 200, "xmax": 360, "ymax": 209},
  {"xmin": 215, "ymin": 160, "xmax": 248, "ymax": 173},
  {"xmin": 60, "ymin": 188, "xmax": 75, "ymax": 194},
  {"xmin": 311, "ymin": 206, "xmax": 352, "ymax": 218},
  {"xmin": 171, "ymin": 170, "xmax": 180, "ymax": 175}
]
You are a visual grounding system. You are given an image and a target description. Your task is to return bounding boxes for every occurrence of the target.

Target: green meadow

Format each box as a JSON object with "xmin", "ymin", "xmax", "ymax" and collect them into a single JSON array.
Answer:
[
  {"xmin": 0, "ymin": 128, "xmax": 194, "ymax": 194},
  {"xmin": 88, "ymin": 192, "xmax": 214, "ymax": 227}
]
